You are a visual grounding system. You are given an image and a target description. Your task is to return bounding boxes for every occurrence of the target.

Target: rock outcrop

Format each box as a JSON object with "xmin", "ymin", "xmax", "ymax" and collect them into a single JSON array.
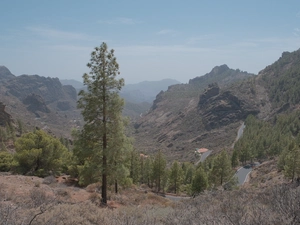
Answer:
[
  {"xmin": 23, "ymin": 93, "xmax": 50, "ymax": 113},
  {"xmin": 198, "ymin": 86, "xmax": 260, "ymax": 130},
  {"xmin": 198, "ymin": 83, "xmax": 220, "ymax": 105},
  {"xmin": 0, "ymin": 102, "xmax": 13, "ymax": 126}
]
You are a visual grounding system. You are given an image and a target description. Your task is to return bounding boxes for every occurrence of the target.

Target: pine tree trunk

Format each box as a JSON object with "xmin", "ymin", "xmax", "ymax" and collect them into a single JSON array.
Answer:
[
  {"xmin": 102, "ymin": 128, "xmax": 107, "ymax": 204},
  {"xmin": 102, "ymin": 80, "xmax": 107, "ymax": 205},
  {"xmin": 115, "ymin": 180, "xmax": 118, "ymax": 194},
  {"xmin": 115, "ymin": 161, "xmax": 118, "ymax": 193},
  {"xmin": 102, "ymin": 154, "xmax": 107, "ymax": 204}
]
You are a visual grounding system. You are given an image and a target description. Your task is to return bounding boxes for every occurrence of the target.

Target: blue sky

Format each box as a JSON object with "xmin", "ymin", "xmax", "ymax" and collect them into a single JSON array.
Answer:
[{"xmin": 1, "ymin": 0, "xmax": 300, "ymax": 84}]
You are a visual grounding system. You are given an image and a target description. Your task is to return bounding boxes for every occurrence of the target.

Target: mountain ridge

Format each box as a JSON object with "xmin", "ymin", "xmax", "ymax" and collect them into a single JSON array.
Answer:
[{"xmin": 132, "ymin": 51, "xmax": 300, "ymax": 161}]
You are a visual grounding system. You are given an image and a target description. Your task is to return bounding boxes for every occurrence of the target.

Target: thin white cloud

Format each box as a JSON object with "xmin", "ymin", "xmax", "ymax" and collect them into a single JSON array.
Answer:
[
  {"xmin": 297, "ymin": 11, "xmax": 300, "ymax": 18},
  {"xmin": 156, "ymin": 29, "xmax": 178, "ymax": 36},
  {"xmin": 98, "ymin": 17, "xmax": 141, "ymax": 25},
  {"xmin": 26, "ymin": 26, "xmax": 100, "ymax": 41},
  {"xmin": 185, "ymin": 35, "xmax": 214, "ymax": 45},
  {"xmin": 293, "ymin": 28, "xmax": 300, "ymax": 37}
]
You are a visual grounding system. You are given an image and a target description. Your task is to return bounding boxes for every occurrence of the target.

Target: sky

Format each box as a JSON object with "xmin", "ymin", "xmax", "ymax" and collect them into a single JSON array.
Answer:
[{"xmin": 1, "ymin": 0, "xmax": 300, "ymax": 84}]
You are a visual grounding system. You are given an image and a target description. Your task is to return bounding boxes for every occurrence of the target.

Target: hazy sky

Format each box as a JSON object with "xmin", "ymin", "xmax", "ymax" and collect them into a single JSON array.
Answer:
[{"xmin": 1, "ymin": 1, "xmax": 300, "ymax": 84}]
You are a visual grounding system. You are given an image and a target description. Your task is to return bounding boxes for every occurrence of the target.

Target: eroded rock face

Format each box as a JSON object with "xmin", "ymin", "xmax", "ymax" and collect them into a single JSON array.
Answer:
[
  {"xmin": 198, "ymin": 83, "xmax": 220, "ymax": 106},
  {"xmin": 23, "ymin": 93, "xmax": 50, "ymax": 113},
  {"xmin": 198, "ymin": 86, "xmax": 259, "ymax": 130},
  {"xmin": 0, "ymin": 102, "xmax": 13, "ymax": 126}
]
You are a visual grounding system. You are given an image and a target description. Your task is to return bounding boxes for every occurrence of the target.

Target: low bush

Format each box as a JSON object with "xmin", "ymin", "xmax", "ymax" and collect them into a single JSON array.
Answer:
[{"xmin": 0, "ymin": 151, "xmax": 14, "ymax": 172}]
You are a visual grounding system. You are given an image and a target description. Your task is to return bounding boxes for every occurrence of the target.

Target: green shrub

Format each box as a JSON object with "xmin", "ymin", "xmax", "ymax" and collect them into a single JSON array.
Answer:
[
  {"xmin": 0, "ymin": 151, "xmax": 14, "ymax": 172},
  {"xmin": 14, "ymin": 130, "xmax": 72, "ymax": 176}
]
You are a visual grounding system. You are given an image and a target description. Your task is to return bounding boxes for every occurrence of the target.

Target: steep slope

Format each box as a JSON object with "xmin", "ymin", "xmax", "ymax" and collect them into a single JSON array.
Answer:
[
  {"xmin": 0, "ymin": 102, "xmax": 13, "ymax": 126},
  {"xmin": 257, "ymin": 49, "xmax": 300, "ymax": 112},
  {"xmin": 133, "ymin": 65, "xmax": 256, "ymax": 161}
]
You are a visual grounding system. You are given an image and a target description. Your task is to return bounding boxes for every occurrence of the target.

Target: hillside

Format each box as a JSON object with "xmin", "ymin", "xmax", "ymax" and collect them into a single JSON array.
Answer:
[
  {"xmin": 133, "ymin": 49, "xmax": 300, "ymax": 162},
  {"xmin": 133, "ymin": 65, "xmax": 256, "ymax": 161}
]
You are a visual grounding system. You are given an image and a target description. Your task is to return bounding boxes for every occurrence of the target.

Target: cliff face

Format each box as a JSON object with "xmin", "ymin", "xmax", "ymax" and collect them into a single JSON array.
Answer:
[
  {"xmin": 198, "ymin": 83, "xmax": 259, "ymax": 130},
  {"xmin": 0, "ymin": 102, "xmax": 13, "ymax": 126}
]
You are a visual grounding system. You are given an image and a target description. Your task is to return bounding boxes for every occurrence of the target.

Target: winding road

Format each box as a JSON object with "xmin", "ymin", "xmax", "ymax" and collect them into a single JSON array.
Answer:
[
  {"xmin": 232, "ymin": 122, "xmax": 254, "ymax": 185},
  {"xmin": 232, "ymin": 122, "xmax": 246, "ymax": 148},
  {"xmin": 193, "ymin": 122, "xmax": 252, "ymax": 185},
  {"xmin": 235, "ymin": 166, "xmax": 252, "ymax": 185},
  {"xmin": 195, "ymin": 150, "xmax": 212, "ymax": 165}
]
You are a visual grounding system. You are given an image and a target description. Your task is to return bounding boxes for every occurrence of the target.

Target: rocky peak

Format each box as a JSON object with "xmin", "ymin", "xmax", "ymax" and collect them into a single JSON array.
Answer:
[
  {"xmin": 211, "ymin": 64, "xmax": 230, "ymax": 74},
  {"xmin": 189, "ymin": 64, "xmax": 254, "ymax": 87},
  {"xmin": 0, "ymin": 66, "xmax": 15, "ymax": 81}
]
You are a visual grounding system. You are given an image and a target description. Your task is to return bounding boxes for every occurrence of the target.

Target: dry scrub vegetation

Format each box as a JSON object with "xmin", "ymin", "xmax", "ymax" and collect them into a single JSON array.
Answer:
[{"xmin": 1, "ymin": 173, "xmax": 300, "ymax": 224}]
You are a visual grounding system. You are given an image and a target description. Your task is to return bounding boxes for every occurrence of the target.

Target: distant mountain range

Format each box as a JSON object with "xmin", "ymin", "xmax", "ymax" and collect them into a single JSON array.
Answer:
[
  {"xmin": 60, "ymin": 79, "xmax": 84, "ymax": 90},
  {"xmin": 60, "ymin": 78, "xmax": 181, "ymax": 118},
  {"xmin": 121, "ymin": 79, "xmax": 181, "ymax": 103},
  {"xmin": 60, "ymin": 78, "xmax": 181, "ymax": 103}
]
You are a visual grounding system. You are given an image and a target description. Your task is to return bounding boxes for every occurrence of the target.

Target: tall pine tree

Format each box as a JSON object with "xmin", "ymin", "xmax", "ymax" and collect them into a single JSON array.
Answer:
[
  {"xmin": 77, "ymin": 42, "xmax": 126, "ymax": 205},
  {"xmin": 152, "ymin": 150, "xmax": 166, "ymax": 192},
  {"xmin": 169, "ymin": 160, "xmax": 183, "ymax": 194},
  {"xmin": 211, "ymin": 150, "xmax": 233, "ymax": 186}
]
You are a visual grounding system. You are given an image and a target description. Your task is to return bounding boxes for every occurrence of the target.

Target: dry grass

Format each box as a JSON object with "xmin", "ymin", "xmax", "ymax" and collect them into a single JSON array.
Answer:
[
  {"xmin": 86, "ymin": 182, "xmax": 101, "ymax": 193},
  {"xmin": 1, "ymin": 169, "xmax": 300, "ymax": 225}
]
